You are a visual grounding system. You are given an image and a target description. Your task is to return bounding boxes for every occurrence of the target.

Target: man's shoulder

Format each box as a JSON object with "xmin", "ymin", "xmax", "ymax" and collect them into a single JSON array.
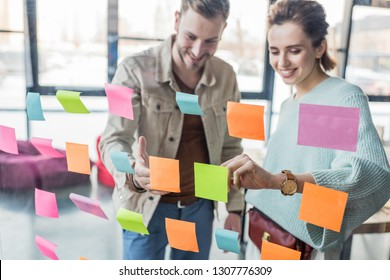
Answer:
[
  {"xmin": 119, "ymin": 46, "xmax": 158, "ymax": 67},
  {"xmin": 209, "ymin": 56, "xmax": 236, "ymax": 74}
]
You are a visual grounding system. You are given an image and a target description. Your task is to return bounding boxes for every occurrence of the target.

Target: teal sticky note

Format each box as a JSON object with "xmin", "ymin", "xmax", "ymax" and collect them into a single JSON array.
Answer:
[
  {"xmin": 116, "ymin": 208, "xmax": 149, "ymax": 234},
  {"xmin": 56, "ymin": 90, "xmax": 90, "ymax": 113},
  {"xmin": 176, "ymin": 91, "xmax": 204, "ymax": 116},
  {"xmin": 194, "ymin": 162, "xmax": 228, "ymax": 202},
  {"xmin": 110, "ymin": 151, "xmax": 134, "ymax": 174},
  {"xmin": 26, "ymin": 92, "xmax": 45, "ymax": 121},
  {"xmin": 215, "ymin": 228, "xmax": 240, "ymax": 254}
]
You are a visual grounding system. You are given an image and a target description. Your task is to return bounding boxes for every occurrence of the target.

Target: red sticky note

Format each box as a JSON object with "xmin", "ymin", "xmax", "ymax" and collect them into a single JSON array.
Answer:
[
  {"xmin": 299, "ymin": 182, "xmax": 348, "ymax": 232},
  {"xmin": 227, "ymin": 101, "xmax": 265, "ymax": 140}
]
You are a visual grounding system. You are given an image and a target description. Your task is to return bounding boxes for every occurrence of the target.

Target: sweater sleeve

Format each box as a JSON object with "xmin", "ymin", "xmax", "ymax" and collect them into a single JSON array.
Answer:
[{"xmin": 308, "ymin": 90, "xmax": 390, "ymax": 250}]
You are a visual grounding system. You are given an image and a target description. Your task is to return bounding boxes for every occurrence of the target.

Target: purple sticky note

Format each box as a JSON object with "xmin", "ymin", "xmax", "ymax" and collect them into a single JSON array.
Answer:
[
  {"xmin": 35, "ymin": 235, "xmax": 59, "ymax": 260},
  {"xmin": 31, "ymin": 137, "xmax": 65, "ymax": 158},
  {"xmin": 0, "ymin": 125, "xmax": 18, "ymax": 154},
  {"xmin": 69, "ymin": 193, "xmax": 108, "ymax": 220},
  {"xmin": 298, "ymin": 103, "xmax": 360, "ymax": 152},
  {"xmin": 104, "ymin": 83, "xmax": 134, "ymax": 120},
  {"xmin": 35, "ymin": 188, "xmax": 59, "ymax": 218}
]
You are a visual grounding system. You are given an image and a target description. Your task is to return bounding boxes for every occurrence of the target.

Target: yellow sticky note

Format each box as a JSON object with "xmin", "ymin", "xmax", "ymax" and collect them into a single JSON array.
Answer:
[
  {"xmin": 261, "ymin": 240, "xmax": 301, "ymax": 260},
  {"xmin": 298, "ymin": 182, "xmax": 348, "ymax": 232},
  {"xmin": 65, "ymin": 142, "xmax": 91, "ymax": 175},
  {"xmin": 227, "ymin": 101, "xmax": 265, "ymax": 140},
  {"xmin": 165, "ymin": 218, "xmax": 199, "ymax": 253},
  {"xmin": 149, "ymin": 156, "xmax": 180, "ymax": 193},
  {"xmin": 56, "ymin": 90, "xmax": 90, "ymax": 114}
]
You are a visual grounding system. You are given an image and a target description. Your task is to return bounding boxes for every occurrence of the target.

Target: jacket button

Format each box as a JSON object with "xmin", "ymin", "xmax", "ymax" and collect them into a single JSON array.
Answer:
[
  {"xmin": 223, "ymin": 106, "xmax": 226, "ymax": 112},
  {"xmin": 169, "ymin": 137, "xmax": 175, "ymax": 142},
  {"xmin": 156, "ymin": 104, "xmax": 161, "ymax": 110},
  {"xmin": 148, "ymin": 196, "xmax": 154, "ymax": 200},
  {"xmin": 175, "ymin": 105, "xmax": 179, "ymax": 110}
]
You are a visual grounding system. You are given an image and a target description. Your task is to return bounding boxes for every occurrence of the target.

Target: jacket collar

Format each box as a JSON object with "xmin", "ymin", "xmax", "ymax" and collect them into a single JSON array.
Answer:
[{"xmin": 155, "ymin": 34, "xmax": 216, "ymax": 87}]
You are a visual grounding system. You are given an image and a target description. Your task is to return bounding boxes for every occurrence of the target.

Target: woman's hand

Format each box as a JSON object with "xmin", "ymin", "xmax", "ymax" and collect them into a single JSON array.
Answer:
[{"xmin": 221, "ymin": 154, "xmax": 275, "ymax": 190}]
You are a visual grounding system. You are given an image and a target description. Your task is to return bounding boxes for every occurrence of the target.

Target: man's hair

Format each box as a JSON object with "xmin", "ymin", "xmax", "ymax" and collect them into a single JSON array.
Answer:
[{"xmin": 181, "ymin": 0, "xmax": 230, "ymax": 21}]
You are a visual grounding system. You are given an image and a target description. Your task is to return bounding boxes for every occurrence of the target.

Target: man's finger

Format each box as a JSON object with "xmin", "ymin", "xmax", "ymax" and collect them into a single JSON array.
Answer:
[{"xmin": 137, "ymin": 136, "xmax": 149, "ymax": 167}]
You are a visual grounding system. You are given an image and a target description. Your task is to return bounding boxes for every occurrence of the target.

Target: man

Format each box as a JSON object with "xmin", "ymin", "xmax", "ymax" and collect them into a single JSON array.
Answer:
[{"xmin": 99, "ymin": 0, "xmax": 243, "ymax": 260}]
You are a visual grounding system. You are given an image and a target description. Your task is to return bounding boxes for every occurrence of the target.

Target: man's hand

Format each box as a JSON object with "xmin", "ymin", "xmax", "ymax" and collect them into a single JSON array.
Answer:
[{"xmin": 133, "ymin": 136, "xmax": 169, "ymax": 195}]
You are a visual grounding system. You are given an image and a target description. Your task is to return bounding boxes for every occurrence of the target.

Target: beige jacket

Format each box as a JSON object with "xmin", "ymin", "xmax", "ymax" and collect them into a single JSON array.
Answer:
[{"xmin": 99, "ymin": 35, "xmax": 244, "ymax": 226}]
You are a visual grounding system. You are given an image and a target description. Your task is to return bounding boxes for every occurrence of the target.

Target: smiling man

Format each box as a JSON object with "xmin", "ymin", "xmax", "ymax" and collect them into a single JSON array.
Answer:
[{"xmin": 99, "ymin": 0, "xmax": 244, "ymax": 260}]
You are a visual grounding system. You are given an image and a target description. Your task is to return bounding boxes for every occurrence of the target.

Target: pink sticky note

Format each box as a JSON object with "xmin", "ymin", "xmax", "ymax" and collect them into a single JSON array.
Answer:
[
  {"xmin": 31, "ymin": 137, "xmax": 65, "ymax": 158},
  {"xmin": 69, "ymin": 193, "xmax": 108, "ymax": 220},
  {"xmin": 35, "ymin": 235, "xmax": 59, "ymax": 260},
  {"xmin": 35, "ymin": 188, "xmax": 59, "ymax": 218},
  {"xmin": 298, "ymin": 104, "xmax": 360, "ymax": 152},
  {"xmin": 0, "ymin": 125, "xmax": 19, "ymax": 154},
  {"xmin": 104, "ymin": 83, "xmax": 134, "ymax": 120}
]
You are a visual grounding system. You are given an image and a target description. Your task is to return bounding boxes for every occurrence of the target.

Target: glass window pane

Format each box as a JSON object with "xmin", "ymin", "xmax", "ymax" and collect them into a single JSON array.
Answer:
[
  {"xmin": 0, "ymin": 33, "xmax": 26, "ymax": 109},
  {"xmin": 346, "ymin": 5, "xmax": 390, "ymax": 97},
  {"xmin": 0, "ymin": 0, "xmax": 24, "ymax": 31},
  {"xmin": 118, "ymin": 0, "xmax": 267, "ymax": 93},
  {"xmin": 37, "ymin": 0, "xmax": 107, "ymax": 87}
]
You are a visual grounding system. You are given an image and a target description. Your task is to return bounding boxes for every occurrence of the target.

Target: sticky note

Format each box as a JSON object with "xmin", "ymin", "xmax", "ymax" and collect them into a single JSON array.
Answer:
[
  {"xmin": 56, "ymin": 90, "xmax": 90, "ymax": 114},
  {"xmin": 35, "ymin": 235, "xmax": 59, "ymax": 260},
  {"xmin": 116, "ymin": 208, "xmax": 149, "ymax": 234},
  {"xmin": 104, "ymin": 83, "xmax": 134, "ymax": 120},
  {"xmin": 261, "ymin": 240, "xmax": 301, "ymax": 260},
  {"xmin": 26, "ymin": 92, "xmax": 45, "ymax": 121},
  {"xmin": 69, "ymin": 193, "xmax": 108, "ymax": 220},
  {"xmin": 227, "ymin": 101, "xmax": 265, "ymax": 140},
  {"xmin": 149, "ymin": 156, "xmax": 180, "ymax": 193},
  {"xmin": 298, "ymin": 103, "xmax": 360, "ymax": 152},
  {"xmin": 215, "ymin": 228, "xmax": 240, "ymax": 254},
  {"xmin": 298, "ymin": 182, "xmax": 348, "ymax": 232},
  {"xmin": 110, "ymin": 151, "xmax": 134, "ymax": 173},
  {"xmin": 65, "ymin": 142, "xmax": 91, "ymax": 175},
  {"xmin": 0, "ymin": 125, "xmax": 18, "ymax": 154},
  {"xmin": 165, "ymin": 218, "xmax": 199, "ymax": 252},
  {"xmin": 31, "ymin": 137, "xmax": 64, "ymax": 158},
  {"xmin": 194, "ymin": 162, "xmax": 228, "ymax": 202},
  {"xmin": 34, "ymin": 188, "xmax": 59, "ymax": 218},
  {"xmin": 176, "ymin": 91, "xmax": 204, "ymax": 115}
]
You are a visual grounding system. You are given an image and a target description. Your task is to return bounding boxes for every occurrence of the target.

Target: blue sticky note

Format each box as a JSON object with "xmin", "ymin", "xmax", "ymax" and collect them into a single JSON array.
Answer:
[
  {"xmin": 110, "ymin": 151, "xmax": 134, "ymax": 174},
  {"xmin": 215, "ymin": 228, "xmax": 240, "ymax": 254},
  {"xmin": 26, "ymin": 92, "xmax": 45, "ymax": 121},
  {"xmin": 176, "ymin": 92, "xmax": 204, "ymax": 116}
]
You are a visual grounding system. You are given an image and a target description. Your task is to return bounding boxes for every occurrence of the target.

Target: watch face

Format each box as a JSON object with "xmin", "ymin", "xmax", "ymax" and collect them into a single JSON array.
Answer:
[{"xmin": 282, "ymin": 180, "xmax": 298, "ymax": 195}]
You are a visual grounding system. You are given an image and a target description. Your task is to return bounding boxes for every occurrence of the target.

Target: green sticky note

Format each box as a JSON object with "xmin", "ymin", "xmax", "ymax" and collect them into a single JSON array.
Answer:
[
  {"xmin": 56, "ymin": 90, "xmax": 90, "ymax": 113},
  {"xmin": 194, "ymin": 162, "xmax": 228, "ymax": 203},
  {"xmin": 116, "ymin": 208, "xmax": 149, "ymax": 235}
]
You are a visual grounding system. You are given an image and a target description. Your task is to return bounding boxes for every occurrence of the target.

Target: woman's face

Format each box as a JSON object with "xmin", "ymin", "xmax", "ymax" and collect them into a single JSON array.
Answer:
[{"xmin": 268, "ymin": 22, "xmax": 324, "ymax": 92}]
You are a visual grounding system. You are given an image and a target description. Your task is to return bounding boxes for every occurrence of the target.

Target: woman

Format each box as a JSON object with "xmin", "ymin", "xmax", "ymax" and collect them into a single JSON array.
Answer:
[{"xmin": 222, "ymin": 0, "xmax": 390, "ymax": 259}]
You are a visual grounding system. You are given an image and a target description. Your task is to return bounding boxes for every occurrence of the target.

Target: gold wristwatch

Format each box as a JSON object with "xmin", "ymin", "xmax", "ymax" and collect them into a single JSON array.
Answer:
[{"xmin": 280, "ymin": 170, "xmax": 298, "ymax": 196}]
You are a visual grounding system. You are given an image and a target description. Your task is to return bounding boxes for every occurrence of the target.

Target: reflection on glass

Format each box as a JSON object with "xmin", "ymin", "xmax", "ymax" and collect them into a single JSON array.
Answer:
[
  {"xmin": 346, "ymin": 5, "xmax": 390, "ymax": 97},
  {"xmin": 37, "ymin": 0, "xmax": 107, "ymax": 87}
]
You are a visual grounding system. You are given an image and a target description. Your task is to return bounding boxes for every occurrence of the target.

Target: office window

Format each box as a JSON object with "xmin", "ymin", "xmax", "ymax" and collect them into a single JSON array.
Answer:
[
  {"xmin": 37, "ymin": 0, "xmax": 107, "ymax": 87},
  {"xmin": 118, "ymin": 0, "xmax": 267, "ymax": 93},
  {"xmin": 0, "ymin": 0, "xmax": 25, "ymax": 109},
  {"xmin": 346, "ymin": 5, "xmax": 390, "ymax": 97}
]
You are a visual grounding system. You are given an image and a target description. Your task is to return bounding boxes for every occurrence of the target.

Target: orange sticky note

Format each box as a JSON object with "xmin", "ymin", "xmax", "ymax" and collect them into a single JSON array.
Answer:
[
  {"xmin": 298, "ymin": 182, "xmax": 348, "ymax": 232},
  {"xmin": 165, "ymin": 218, "xmax": 199, "ymax": 252},
  {"xmin": 227, "ymin": 101, "xmax": 265, "ymax": 140},
  {"xmin": 149, "ymin": 156, "xmax": 180, "ymax": 193},
  {"xmin": 79, "ymin": 256, "xmax": 89, "ymax": 260},
  {"xmin": 261, "ymin": 240, "xmax": 301, "ymax": 260},
  {"xmin": 65, "ymin": 142, "xmax": 91, "ymax": 175}
]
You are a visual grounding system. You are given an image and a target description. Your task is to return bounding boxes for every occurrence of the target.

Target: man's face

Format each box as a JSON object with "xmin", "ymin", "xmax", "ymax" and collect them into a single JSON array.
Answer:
[{"xmin": 173, "ymin": 7, "xmax": 226, "ymax": 71}]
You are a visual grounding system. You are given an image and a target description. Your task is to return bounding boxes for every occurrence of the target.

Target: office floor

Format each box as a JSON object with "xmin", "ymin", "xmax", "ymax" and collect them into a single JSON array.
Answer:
[{"xmin": 0, "ymin": 166, "xmax": 239, "ymax": 260}]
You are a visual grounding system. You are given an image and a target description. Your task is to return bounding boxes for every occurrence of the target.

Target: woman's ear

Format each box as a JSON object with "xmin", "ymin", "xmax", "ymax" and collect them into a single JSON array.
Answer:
[{"xmin": 315, "ymin": 39, "xmax": 327, "ymax": 59}]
